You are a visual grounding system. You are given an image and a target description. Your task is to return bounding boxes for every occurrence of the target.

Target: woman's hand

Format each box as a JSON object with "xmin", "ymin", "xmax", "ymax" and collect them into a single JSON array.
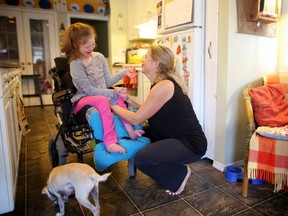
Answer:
[{"xmin": 125, "ymin": 67, "xmax": 137, "ymax": 78}]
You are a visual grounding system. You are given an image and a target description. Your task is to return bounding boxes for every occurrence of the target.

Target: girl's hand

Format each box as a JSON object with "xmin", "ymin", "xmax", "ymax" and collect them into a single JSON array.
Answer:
[
  {"xmin": 125, "ymin": 68, "xmax": 137, "ymax": 78},
  {"xmin": 118, "ymin": 91, "xmax": 128, "ymax": 101},
  {"xmin": 113, "ymin": 86, "xmax": 126, "ymax": 93},
  {"xmin": 114, "ymin": 87, "xmax": 128, "ymax": 101}
]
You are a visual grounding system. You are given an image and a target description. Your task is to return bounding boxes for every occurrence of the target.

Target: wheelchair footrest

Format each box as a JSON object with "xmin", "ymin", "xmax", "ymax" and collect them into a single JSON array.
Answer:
[{"xmin": 79, "ymin": 148, "xmax": 94, "ymax": 154}]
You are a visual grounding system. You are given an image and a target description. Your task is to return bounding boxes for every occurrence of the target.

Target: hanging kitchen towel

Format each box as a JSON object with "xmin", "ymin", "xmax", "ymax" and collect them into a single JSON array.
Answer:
[{"xmin": 123, "ymin": 74, "xmax": 138, "ymax": 91}]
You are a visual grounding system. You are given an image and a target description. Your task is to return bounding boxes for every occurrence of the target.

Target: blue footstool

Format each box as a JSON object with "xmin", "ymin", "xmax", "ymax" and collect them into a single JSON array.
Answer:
[{"xmin": 86, "ymin": 108, "xmax": 151, "ymax": 176}]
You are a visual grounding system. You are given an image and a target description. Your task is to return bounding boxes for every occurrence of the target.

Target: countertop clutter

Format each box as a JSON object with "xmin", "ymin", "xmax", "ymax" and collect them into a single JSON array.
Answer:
[
  {"xmin": 128, "ymin": 54, "xmax": 143, "ymax": 64},
  {"xmin": 0, "ymin": 61, "xmax": 20, "ymax": 68}
]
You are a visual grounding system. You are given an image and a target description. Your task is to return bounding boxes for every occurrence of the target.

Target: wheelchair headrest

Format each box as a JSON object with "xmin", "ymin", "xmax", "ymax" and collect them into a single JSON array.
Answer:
[
  {"xmin": 54, "ymin": 57, "xmax": 70, "ymax": 78},
  {"xmin": 50, "ymin": 57, "xmax": 76, "ymax": 92}
]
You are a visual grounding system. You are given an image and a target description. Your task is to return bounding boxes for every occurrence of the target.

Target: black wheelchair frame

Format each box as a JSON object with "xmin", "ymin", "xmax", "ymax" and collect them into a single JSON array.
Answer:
[{"xmin": 48, "ymin": 57, "xmax": 95, "ymax": 167}]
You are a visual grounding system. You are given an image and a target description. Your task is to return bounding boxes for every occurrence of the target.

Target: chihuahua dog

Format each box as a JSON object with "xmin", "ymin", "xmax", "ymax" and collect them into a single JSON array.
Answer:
[{"xmin": 42, "ymin": 163, "xmax": 111, "ymax": 216}]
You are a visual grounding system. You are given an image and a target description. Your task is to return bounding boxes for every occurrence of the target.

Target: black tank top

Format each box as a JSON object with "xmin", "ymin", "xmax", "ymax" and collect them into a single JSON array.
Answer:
[{"xmin": 148, "ymin": 79, "xmax": 207, "ymax": 156}]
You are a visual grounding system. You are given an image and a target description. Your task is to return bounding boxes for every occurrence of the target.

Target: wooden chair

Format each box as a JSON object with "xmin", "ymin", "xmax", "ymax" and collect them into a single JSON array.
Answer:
[
  {"xmin": 242, "ymin": 74, "xmax": 288, "ymax": 197},
  {"xmin": 242, "ymin": 77, "xmax": 264, "ymax": 197}
]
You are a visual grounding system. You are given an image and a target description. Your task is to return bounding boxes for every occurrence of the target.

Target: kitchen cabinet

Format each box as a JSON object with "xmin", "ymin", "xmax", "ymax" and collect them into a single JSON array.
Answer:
[
  {"xmin": 0, "ymin": 8, "xmax": 58, "ymax": 106},
  {"xmin": 128, "ymin": 0, "xmax": 142, "ymax": 40},
  {"xmin": 0, "ymin": 66, "xmax": 22, "ymax": 214},
  {"xmin": 128, "ymin": 0, "xmax": 157, "ymax": 40},
  {"xmin": 204, "ymin": 0, "xmax": 218, "ymax": 161},
  {"xmin": 137, "ymin": 0, "xmax": 157, "ymax": 25}
]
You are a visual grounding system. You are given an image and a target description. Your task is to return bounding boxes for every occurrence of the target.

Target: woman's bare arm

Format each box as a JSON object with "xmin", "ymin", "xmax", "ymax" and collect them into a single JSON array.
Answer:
[{"xmin": 111, "ymin": 80, "xmax": 174, "ymax": 126}]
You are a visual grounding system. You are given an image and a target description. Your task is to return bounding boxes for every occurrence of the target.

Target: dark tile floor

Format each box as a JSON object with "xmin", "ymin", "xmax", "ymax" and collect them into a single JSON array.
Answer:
[{"xmin": 2, "ymin": 106, "xmax": 288, "ymax": 216}]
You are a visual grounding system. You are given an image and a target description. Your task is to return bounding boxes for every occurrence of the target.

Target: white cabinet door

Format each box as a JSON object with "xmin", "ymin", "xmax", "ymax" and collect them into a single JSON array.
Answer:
[
  {"xmin": 139, "ymin": 0, "xmax": 157, "ymax": 24},
  {"xmin": 128, "ymin": 0, "xmax": 158, "ymax": 40},
  {"xmin": 22, "ymin": 12, "xmax": 57, "ymax": 76},
  {"xmin": 0, "ymin": 85, "xmax": 16, "ymax": 213},
  {"xmin": 204, "ymin": 0, "xmax": 219, "ymax": 160},
  {"xmin": 22, "ymin": 12, "xmax": 57, "ymax": 105},
  {"xmin": 0, "ymin": 9, "xmax": 57, "ymax": 106},
  {"xmin": 0, "ymin": 68, "xmax": 22, "ymax": 214},
  {"xmin": 128, "ymin": 0, "xmax": 141, "ymax": 40}
]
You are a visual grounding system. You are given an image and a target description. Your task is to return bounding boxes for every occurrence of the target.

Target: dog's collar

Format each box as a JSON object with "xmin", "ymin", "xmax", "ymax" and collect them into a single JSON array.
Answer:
[{"xmin": 48, "ymin": 189, "xmax": 58, "ymax": 203}]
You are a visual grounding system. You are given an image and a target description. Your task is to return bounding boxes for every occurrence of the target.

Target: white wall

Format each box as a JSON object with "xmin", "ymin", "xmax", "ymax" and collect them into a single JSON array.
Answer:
[
  {"xmin": 278, "ymin": 0, "xmax": 288, "ymax": 72},
  {"xmin": 215, "ymin": 0, "xmax": 280, "ymax": 167}
]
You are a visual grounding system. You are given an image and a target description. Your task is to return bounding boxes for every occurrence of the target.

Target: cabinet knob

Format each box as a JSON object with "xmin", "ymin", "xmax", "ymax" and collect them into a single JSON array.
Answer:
[{"xmin": 27, "ymin": 62, "xmax": 32, "ymax": 65}]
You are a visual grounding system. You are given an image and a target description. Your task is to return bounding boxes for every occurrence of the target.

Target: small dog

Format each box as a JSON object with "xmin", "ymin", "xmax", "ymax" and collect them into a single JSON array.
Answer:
[{"xmin": 42, "ymin": 163, "xmax": 111, "ymax": 216}]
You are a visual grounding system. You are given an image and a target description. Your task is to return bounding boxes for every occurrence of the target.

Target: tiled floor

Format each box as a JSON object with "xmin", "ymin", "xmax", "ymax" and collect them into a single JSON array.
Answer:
[{"xmin": 2, "ymin": 106, "xmax": 288, "ymax": 216}]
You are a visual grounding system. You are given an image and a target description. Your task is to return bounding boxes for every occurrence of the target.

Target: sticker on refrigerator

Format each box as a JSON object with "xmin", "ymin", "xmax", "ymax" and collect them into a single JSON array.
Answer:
[{"xmin": 181, "ymin": 36, "xmax": 189, "ymax": 85}]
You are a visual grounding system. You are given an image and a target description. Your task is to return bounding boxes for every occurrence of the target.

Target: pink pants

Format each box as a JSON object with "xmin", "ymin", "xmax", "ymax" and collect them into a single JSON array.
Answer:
[{"xmin": 73, "ymin": 95, "xmax": 128, "ymax": 147}]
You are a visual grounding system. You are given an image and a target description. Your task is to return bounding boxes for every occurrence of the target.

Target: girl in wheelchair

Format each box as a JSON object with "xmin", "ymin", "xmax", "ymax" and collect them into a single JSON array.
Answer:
[{"xmin": 61, "ymin": 22, "xmax": 144, "ymax": 154}]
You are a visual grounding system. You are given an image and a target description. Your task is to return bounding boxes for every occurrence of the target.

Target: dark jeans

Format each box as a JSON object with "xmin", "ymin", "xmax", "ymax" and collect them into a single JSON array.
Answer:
[{"xmin": 135, "ymin": 138, "xmax": 202, "ymax": 192}]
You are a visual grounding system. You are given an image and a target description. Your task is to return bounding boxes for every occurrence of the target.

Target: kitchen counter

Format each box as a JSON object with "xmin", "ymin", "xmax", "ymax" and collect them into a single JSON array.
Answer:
[
  {"xmin": 0, "ymin": 61, "xmax": 20, "ymax": 68},
  {"xmin": 112, "ymin": 62, "xmax": 125, "ymax": 67},
  {"xmin": 0, "ymin": 66, "xmax": 22, "ymax": 213},
  {"xmin": 123, "ymin": 64, "xmax": 143, "ymax": 68}
]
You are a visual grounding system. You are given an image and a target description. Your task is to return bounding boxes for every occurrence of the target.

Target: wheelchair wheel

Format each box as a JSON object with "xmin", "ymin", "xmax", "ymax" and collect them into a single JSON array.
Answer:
[{"xmin": 48, "ymin": 136, "xmax": 67, "ymax": 167}]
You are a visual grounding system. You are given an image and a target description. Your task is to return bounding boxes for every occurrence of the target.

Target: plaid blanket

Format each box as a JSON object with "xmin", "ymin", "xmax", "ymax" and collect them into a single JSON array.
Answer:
[{"xmin": 247, "ymin": 132, "xmax": 288, "ymax": 192}]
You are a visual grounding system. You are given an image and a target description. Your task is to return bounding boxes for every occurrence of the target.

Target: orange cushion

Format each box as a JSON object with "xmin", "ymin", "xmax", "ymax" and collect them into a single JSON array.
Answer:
[{"xmin": 249, "ymin": 84, "xmax": 288, "ymax": 127}]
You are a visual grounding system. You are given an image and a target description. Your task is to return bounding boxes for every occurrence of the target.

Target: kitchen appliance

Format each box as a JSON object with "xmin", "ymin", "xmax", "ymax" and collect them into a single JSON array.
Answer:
[
  {"xmin": 157, "ymin": 28, "xmax": 205, "ymax": 127},
  {"xmin": 156, "ymin": 0, "xmax": 213, "ymax": 159},
  {"xmin": 156, "ymin": 0, "xmax": 205, "ymax": 126},
  {"xmin": 126, "ymin": 48, "xmax": 148, "ymax": 64}
]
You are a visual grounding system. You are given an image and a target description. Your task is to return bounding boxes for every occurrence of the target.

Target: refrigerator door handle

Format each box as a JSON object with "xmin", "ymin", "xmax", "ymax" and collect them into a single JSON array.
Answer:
[{"xmin": 208, "ymin": 42, "xmax": 212, "ymax": 59}]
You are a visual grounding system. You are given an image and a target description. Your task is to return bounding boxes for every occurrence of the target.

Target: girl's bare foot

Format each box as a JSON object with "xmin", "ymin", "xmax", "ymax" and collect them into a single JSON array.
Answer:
[
  {"xmin": 106, "ymin": 143, "xmax": 126, "ymax": 154},
  {"xmin": 125, "ymin": 124, "xmax": 145, "ymax": 140}
]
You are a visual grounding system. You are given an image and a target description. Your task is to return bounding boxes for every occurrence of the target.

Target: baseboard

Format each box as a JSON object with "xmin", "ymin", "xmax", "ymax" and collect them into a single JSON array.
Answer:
[{"xmin": 212, "ymin": 160, "xmax": 244, "ymax": 172}]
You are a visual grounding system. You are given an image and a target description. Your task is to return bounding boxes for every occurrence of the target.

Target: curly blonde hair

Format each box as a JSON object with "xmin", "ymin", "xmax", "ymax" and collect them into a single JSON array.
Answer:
[
  {"xmin": 61, "ymin": 22, "xmax": 97, "ymax": 63},
  {"xmin": 150, "ymin": 45, "xmax": 188, "ymax": 94}
]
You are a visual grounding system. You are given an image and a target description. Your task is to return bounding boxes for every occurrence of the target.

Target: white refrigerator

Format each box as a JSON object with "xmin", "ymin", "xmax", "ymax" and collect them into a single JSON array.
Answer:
[
  {"xmin": 156, "ymin": 28, "xmax": 205, "ymax": 132},
  {"xmin": 155, "ymin": 0, "xmax": 214, "ymax": 159}
]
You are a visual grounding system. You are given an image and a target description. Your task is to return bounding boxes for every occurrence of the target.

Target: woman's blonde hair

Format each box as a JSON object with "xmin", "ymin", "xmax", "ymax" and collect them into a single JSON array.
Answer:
[
  {"xmin": 150, "ymin": 45, "xmax": 188, "ymax": 94},
  {"xmin": 61, "ymin": 22, "xmax": 97, "ymax": 63}
]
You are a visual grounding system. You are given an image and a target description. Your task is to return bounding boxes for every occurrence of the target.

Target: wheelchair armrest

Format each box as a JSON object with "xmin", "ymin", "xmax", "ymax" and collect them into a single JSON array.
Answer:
[{"xmin": 52, "ymin": 88, "xmax": 75, "ymax": 106}]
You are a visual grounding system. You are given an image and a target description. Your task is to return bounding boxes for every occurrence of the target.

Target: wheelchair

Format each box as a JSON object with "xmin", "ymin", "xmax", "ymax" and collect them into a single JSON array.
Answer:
[
  {"xmin": 48, "ymin": 57, "xmax": 150, "ymax": 177},
  {"xmin": 48, "ymin": 56, "xmax": 94, "ymax": 167}
]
